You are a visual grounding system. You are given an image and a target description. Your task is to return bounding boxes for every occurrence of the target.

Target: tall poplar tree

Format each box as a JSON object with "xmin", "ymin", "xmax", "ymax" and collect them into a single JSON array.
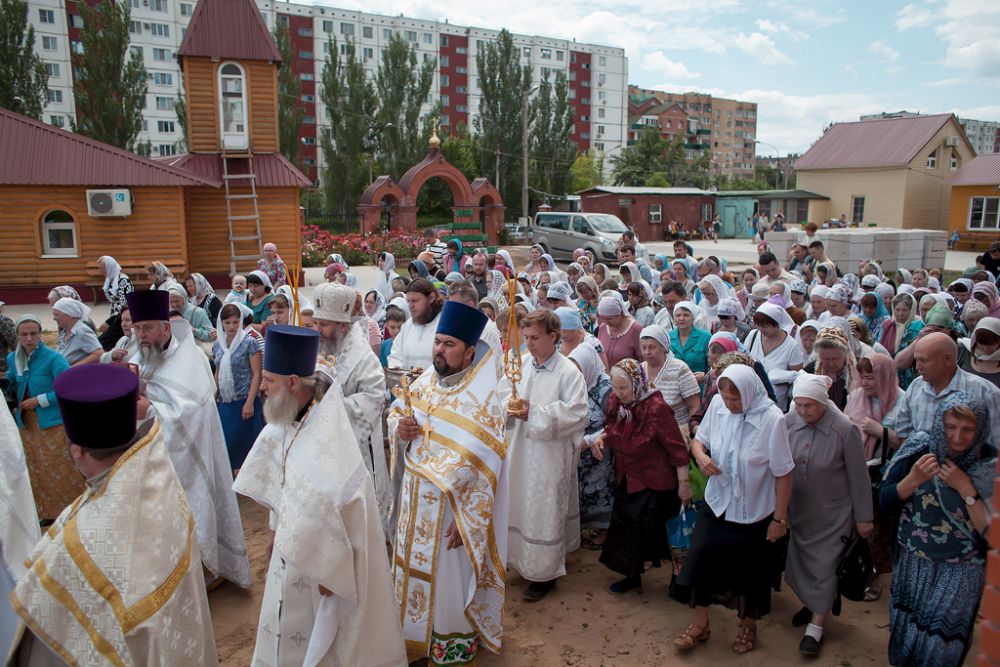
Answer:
[
  {"xmin": 273, "ymin": 22, "xmax": 304, "ymax": 166},
  {"xmin": 0, "ymin": 0, "xmax": 48, "ymax": 118},
  {"xmin": 71, "ymin": 0, "xmax": 147, "ymax": 152},
  {"xmin": 374, "ymin": 34, "xmax": 435, "ymax": 179},
  {"xmin": 529, "ymin": 70, "xmax": 576, "ymax": 196}
]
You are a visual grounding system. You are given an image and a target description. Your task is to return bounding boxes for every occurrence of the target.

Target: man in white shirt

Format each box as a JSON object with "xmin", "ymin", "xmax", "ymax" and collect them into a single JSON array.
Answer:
[
  {"xmin": 388, "ymin": 278, "xmax": 443, "ymax": 373},
  {"xmin": 756, "ymin": 252, "xmax": 798, "ymax": 288}
]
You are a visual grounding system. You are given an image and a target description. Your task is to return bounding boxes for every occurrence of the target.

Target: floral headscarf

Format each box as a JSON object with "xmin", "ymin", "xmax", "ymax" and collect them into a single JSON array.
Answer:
[
  {"xmin": 610, "ymin": 358, "xmax": 656, "ymax": 421},
  {"xmin": 487, "ymin": 269, "xmax": 509, "ymax": 308}
]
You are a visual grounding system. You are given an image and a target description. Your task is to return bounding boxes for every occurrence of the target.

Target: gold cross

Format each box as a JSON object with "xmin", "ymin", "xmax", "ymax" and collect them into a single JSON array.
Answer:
[{"xmin": 422, "ymin": 417, "xmax": 434, "ymax": 445}]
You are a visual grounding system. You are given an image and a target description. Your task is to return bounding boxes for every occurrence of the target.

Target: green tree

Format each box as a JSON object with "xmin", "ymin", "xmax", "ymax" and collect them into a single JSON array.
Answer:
[
  {"xmin": 173, "ymin": 87, "xmax": 187, "ymax": 153},
  {"xmin": 475, "ymin": 29, "xmax": 532, "ymax": 210},
  {"xmin": 610, "ymin": 126, "xmax": 668, "ymax": 185},
  {"xmin": 374, "ymin": 34, "xmax": 436, "ymax": 179},
  {"xmin": 529, "ymin": 70, "xmax": 576, "ymax": 197},
  {"xmin": 273, "ymin": 22, "xmax": 304, "ymax": 167},
  {"xmin": 0, "ymin": 0, "xmax": 48, "ymax": 118},
  {"xmin": 645, "ymin": 172, "xmax": 670, "ymax": 187},
  {"xmin": 71, "ymin": 0, "xmax": 147, "ymax": 152},
  {"xmin": 319, "ymin": 37, "xmax": 377, "ymax": 217},
  {"xmin": 568, "ymin": 150, "xmax": 603, "ymax": 192},
  {"xmin": 440, "ymin": 126, "xmax": 478, "ymax": 180}
]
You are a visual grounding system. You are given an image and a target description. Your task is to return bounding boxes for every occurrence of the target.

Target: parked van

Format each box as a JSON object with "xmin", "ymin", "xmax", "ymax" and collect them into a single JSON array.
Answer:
[{"xmin": 529, "ymin": 212, "xmax": 628, "ymax": 263}]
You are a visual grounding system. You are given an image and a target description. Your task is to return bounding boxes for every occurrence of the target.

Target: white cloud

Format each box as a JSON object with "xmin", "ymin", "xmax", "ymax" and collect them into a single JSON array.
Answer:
[
  {"xmin": 896, "ymin": 0, "xmax": 1000, "ymax": 79},
  {"xmin": 869, "ymin": 39, "xmax": 900, "ymax": 63},
  {"xmin": 734, "ymin": 32, "xmax": 792, "ymax": 65},
  {"xmin": 949, "ymin": 104, "xmax": 1000, "ymax": 121},
  {"xmin": 754, "ymin": 19, "xmax": 807, "ymax": 41},
  {"xmin": 640, "ymin": 52, "xmax": 701, "ymax": 80}
]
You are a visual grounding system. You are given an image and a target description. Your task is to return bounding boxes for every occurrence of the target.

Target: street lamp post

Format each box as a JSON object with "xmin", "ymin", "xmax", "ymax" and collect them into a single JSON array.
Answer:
[
  {"xmin": 755, "ymin": 139, "xmax": 787, "ymax": 189},
  {"xmin": 521, "ymin": 85, "xmax": 539, "ymax": 223}
]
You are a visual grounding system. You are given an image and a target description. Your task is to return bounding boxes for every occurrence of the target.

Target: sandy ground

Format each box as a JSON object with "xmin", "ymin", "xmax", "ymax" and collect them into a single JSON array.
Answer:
[{"xmin": 210, "ymin": 495, "xmax": 898, "ymax": 666}]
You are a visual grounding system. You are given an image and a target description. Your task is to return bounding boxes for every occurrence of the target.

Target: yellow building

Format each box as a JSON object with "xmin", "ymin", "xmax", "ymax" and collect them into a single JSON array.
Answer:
[
  {"xmin": 947, "ymin": 153, "xmax": 1000, "ymax": 250},
  {"xmin": 795, "ymin": 113, "xmax": 976, "ymax": 230}
]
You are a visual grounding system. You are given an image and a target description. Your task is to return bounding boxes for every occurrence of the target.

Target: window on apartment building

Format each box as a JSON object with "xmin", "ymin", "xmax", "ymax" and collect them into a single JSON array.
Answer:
[
  {"xmin": 476, "ymin": 40, "xmax": 484, "ymax": 52},
  {"xmin": 649, "ymin": 204, "xmax": 662, "ymax": 223},
  {"xmin": 299, "ymin": 27, "xmax": 313, "ymax": 37},
  {"xmin": 436, "ymin": 35, "xmax": 447, "ymax": 47},
  {"xmin": 556, "ymin": 51, "xmax": 564, "ymax": 61},
  {"xmin": 541, "ymin": 67, "xmax": 551, "ymax": 79},
  {"xmin": 363, "ymin": 26, "xmax": 373, "ymax": 38},
  {"xmin": 363, "ymin": 47, "xmax": 373, "ymax": 60},
  {"xmin": 383, "ymin": 28, "xmax": 392, "ymax": 40},
  {"xmin": 422, "ymin": 33, "xmax": 433, "ymax": 44},
  {"xmin": 581, "ymin": 115, "xmax": 589, "ymax": 122},
  {"xmin": 39, "ymin": 8, "xmax": 55, "ymax": 23},
  {"xmin": 582, "ymin": 62, "xmax": 590, "ymax": 69},
  {"xmin": 423, "ymin": 53, "xmax": 433, "ymax": 62},
  {"xmin": 582, "ymin": 80, "xmax": 590, "ymax": 87},
  {"xmin": 598, "ymin": 73, "xmax": 606, "ymax": 86},
  {"xmin": 969, "ymin": 196, "xmax": 1000, "ymax": 230},
  {"xmin": 45, "ymin": 63, "xmax": 59, "ymax": 78},
  {"xmin": 158, "ymin": 144, "xmax": 176, "ymax": 157},
  {"xmin": 149, "ymin": 0, "xmax": 167, "ymax": 11},
  {"xmin": 303, "ymin": 116, "xmax": 316, "ymax": 124},
  {"xmin": 440, "ymin": 55, "xmax": 449, "ymax": 67},
  {"xmin": 340, "ymin": 23, "xmax": 353, "ymax": 36},
  {"xmin": 155, "ymin": 96, "xmax": 173, "ymax": 110},
  {"xmin": 441, "ymin": 95, "xmax": 449, "ymax": 107},
  {"xmin": 567, "ymin": 89, "xmax": 575, "ymax": 99},
  {"xmin": 456, "ymin": 46, "xmax": 466, "ymax": 54},
  {"xmin": 303, "ymin": 158, "xmax": 316, "ymax": 167},
  {"xmin": 47, "ymin": 89, "xmax": 62, "ymax": 104},
  {"xmin": 456, "ymin": 104, "xmax": 467, "ymax": 112},
  {"xmin": 130, "ymin": 45, "xmax": 142, "ymax": 59},
  {"xmin": 581, "ymin": 132, "xmax": 589, "ymax": 139},
  {"xmin": 598, "ymin": 55, "xmax": 607, "ymax": 66},
  {"xmin": 851, "ymin": 196, "xmax": 865, "ymax": 223},
  {"xmin": 926, "ymin": 149, "xmax": 937, "ymax": 169},
  {"xmin": 322, "ymin": 42, "xmax": 328, "ymax": 54},
  {"xmin": 322, "ymin": 20, "xmax": 333, "ymax": 33},
  {"xmin": 142, "ymin": 120, "xmax": 148, "ymax": 132},
  {"xmin": 404, "ymin": 30, "xmax": 417, "ymax": 42},
  {"xmin": 339, "ymin": 44, "xmax": 347, "ymax": 55},
  {"xmin": 299, "ymin": 50, "xmax": 313, "ymax": 59},
  {"xmin": 455, "ymin": 66, "xmax": 466, "ymax": 74},
  {"xmin": 581, "ymin": 97, "xmax": 589, "ymax": 104},
  {"xmin": 49, "ymin": 115, "xmax": 64, "ymax": 128},
  {"xmin": 128, "ymin": 20, "xmax": 141, "ymax": 34},
  {"xmin": 302, "ymin": 94, "xmax": 315, "ymax": 103},
  {"xmin": 597, "ymin": 125, "xmax": 604, "ymax": 135},
  {"xmin": 69, "ymin": 14, "xmax": 82, "ymax": 28},
  {"xmin": 150, "ymin": 23, "xmax": 170, "ymax": 38},
  {"xmin": 440, "ymin": 74, "xmax": 449, "ymax": 86},
  {"xmin": 153, "ymin": 72, "xmax": 173, "ymax": 85},
  {"xmin": 456, "ymin": 85, "xmax": 467, "ymax": 93},
  {"xmin": 439, "ymin": 114, "xmax": 449, "ymax": 125},
  {"xmin": 523, "ymin": 47, "xmax": 531, "ymax": 57},
  {"xmin": 302, "ymin": 137, "xmax": 316, "ymax": 145},
  {"xmin": 540, "ymin": 48, "xmax": 551, "ymax": 59},
  {"xmin": 180, "ymin": 3, "xmax": 193, "ymax": 16},
  {"xmin": 41, "ymin": 209, "xmax": 76, "ymax": 255},
  {"xmin": 41, "ymin": 36, "xmax": 57, "ymax": 51},
  {"xmin": 157, "ymin": 120, "xmax": 175, "ymax": 133}
]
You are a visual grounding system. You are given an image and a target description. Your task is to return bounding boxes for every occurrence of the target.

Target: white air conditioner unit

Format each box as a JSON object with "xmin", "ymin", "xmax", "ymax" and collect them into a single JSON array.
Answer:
[
  {"xmin": 87, "ymin": 189, "xmax": 132, "ymax": 217},
  {"xmin": 943, "ymin": 136, "xmax": 959, "ymax": 147}
]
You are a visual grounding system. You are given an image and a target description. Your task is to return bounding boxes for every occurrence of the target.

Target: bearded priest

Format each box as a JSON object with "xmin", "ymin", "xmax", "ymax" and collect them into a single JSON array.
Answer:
[
  {"xmin": 234, "ymin": 324, "xmax": 405, "ymax": 667},
  {"xmin": 11, "ymin": 364, "xmax": 217, "ymax": 665},
  {"xmin": 127, "ymin": 290, "xmax": 251, "ymax": 589},
  {"xmin": 388, "ymin": 301, "xmax": 509, "ymax": 665}
]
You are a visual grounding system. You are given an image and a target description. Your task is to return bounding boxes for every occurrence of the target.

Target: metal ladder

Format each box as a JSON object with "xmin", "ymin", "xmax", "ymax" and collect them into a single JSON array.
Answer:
[{"xmin": 223, "ymin": 152, "xmax": 263, "ymax": 276}]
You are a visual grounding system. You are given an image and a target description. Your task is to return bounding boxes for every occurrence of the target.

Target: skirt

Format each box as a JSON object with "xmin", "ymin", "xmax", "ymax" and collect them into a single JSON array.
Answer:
[
  {"xmin": 888, "ymin": 549, "xmax": 983, "ymax": 667},
  {"xmin": 578, "ymin": 448, "xmax": 615, "ymax": 530},
  {"xmin": 98, "ymin": 315, "xmax": 124, "ymax": 351},
  {"xmin": 599, "ymin": 482, "xmax": 678, "ymax": 578},
  {"xmin": 670, "ymin": 503, "xmax": 778, "ymax": 619},
  {"xmin": 218, "ymin": 396, "xmax": 264, "ymax": 470},
  {"xmin": 21, "ymin": 411, "xmax": 86, "ymax": 522}
]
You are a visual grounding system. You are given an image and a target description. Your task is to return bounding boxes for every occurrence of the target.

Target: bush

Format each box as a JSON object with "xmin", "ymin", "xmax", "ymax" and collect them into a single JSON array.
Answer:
[{"xmin": 301, "ymin": 225, "xmax": 426, "ymax": 267}]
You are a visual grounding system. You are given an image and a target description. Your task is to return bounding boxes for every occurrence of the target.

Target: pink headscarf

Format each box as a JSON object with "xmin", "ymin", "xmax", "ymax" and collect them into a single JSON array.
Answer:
[
  {"xmin": 844, "ymin": 353, "xmax": 899, "ymax": 459},
  {"xmin": 972, "ymin": 282, "xmax": 1000, "ymax": 318}
]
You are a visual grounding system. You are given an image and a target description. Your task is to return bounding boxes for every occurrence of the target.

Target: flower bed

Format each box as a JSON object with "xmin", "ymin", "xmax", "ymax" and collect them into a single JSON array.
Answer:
[{"xmin": 301, "ymin": 225, "xmax": 426, "ymax": 267}]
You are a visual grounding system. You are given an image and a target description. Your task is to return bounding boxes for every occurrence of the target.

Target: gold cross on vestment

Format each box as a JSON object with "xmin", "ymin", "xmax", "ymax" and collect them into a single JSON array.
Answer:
[{"xmin": 422, "ymin": 417, "xmax": 434, "ymax": 445}]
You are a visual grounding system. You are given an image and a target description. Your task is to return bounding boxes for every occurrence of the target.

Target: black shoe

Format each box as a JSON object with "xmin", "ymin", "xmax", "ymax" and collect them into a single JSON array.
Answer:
[
  {"xmin": 523, "ymin": 579, "xmax": 556, "ymax": 602},
  {"xmin": 832, "ymin": 594, "xmax": 842, "ymax": 617},
  {"xmin": 792, "ymin": 606, "xmax": 812, "ymax": 628},
  {"xmin": 799, "ymin": 634, "xmax": 821, "ymax": 656},
  {"xmin": 608, "ymin": 576, "xmax": 641, "ymax": 594}
]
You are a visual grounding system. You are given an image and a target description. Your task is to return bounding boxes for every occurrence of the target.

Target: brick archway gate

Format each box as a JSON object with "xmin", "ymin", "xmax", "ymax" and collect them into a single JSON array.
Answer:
[{"xmin": 358, "ymin": 140, "xmax": 505, "ymax": 248}]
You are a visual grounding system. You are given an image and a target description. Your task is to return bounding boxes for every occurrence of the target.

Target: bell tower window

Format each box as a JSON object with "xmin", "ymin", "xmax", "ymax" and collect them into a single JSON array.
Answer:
[{"xmin": 218, "ymin": 62, "xmax": 248, "ymax": 150}]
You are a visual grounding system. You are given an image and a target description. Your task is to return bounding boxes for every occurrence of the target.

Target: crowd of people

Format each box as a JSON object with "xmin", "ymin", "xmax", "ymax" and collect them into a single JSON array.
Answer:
[{"xmin": 2, "ymin": 233, "xmax": 1000, "ymax": 666}]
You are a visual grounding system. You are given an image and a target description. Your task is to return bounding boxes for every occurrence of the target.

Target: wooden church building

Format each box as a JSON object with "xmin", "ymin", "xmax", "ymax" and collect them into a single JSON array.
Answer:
[{"xmin": 0, "ymin": 0, "xmax": 308, "ymax": 303}]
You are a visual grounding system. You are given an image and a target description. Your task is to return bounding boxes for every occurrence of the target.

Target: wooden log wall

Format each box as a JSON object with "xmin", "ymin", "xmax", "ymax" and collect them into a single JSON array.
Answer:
[{"xmin": 183, "ymin": 57, "xmax": 278, "ymax": 154}]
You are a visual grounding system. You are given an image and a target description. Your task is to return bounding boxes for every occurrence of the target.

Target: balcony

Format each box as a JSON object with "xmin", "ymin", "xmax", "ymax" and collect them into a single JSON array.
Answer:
[
  {"xmin": 684, "ymin": 142, "xmax": 710, "ymax": 150},
  {"xmin": 696, "ymin": 128, "xmax": 711, "ymax": 135}
]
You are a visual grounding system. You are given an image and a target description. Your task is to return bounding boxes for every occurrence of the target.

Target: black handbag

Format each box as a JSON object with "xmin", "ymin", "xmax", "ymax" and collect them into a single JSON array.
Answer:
[
  {"xmin": 868, "ymin": 427, "xmax": 890, "ymax": 502},
  {"xmin": 836, "ymin": 533, "xmax": 875, "ymax": 602}
]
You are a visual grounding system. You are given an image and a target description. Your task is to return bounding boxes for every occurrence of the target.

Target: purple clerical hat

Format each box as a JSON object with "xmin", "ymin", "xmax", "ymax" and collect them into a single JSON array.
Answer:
[
  {"xmin": 54, "ymin": 365, "xmax": 139, "ymax": 449},
  {"xmin": 126, "ymin": 290, "xmax": 169, "ymax": 323}
]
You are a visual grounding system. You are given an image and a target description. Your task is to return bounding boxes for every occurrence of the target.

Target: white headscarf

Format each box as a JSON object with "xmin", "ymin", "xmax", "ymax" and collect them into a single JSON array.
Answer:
[
  {"xmin": 569, "ymin": 341, "xmax": 605, "ymax": 391},
  {"xmin": 248, "ymin": 269, "xmax": 273, "ymax": 290},
  {"xmin": 13, "ymin": 315, "xmax": 43, "ymax": 375},
  {"xmin": 791, "ymin": 372, "xmax": 833, "ymax": 403},
  {"xmin": 673, "ymin": 300, "xmax": 712, "ymax": 332},
  {"xmin": 189, "ymin": 273, "xmax": 213, "ymax": 306},
  {"xmin": 698, "ymin": 274, "xmax": 743, "ymax": 322},
  {"xmin": 640, "ymin": 324, "xmax": 673, "ymax": 359},
  {"xmin": 216, "ymin": 304, "xmax": 253, "ymax": 402},
  {"xmin": 52, "ymin": 297, "xmax": 91, "ymax": 323},
  {"xmin": 377, "ymin": 252, "xmax": 396, "ymax": 299},
  {"xmin": 969, "ymin": 317, "xmax": 1000, "ymax": 361},
  {"xmin": 389, "ymin": 295, "xmax": 410, "ymax": 318},
  {"xmin": 99, "ymin": 256, "xmax": 123, "ymax": 298},
  {"xmin": 754, "ymin": 302, "xmax": 796, "ymax": 335},
  {"xmin": 275, "ymin": 285, "xmax": 314, "ymax": 322},
  {"xmin": 598, "ymin": 294, "xmax": 628, "ymax": 317}
]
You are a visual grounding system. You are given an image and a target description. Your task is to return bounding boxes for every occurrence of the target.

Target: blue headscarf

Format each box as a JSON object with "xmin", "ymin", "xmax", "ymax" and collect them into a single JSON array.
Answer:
[
  {"xmin": 449, "ymin": 238, "xmax": 464, "ymax": 261},
  {"xmin": 860, "ymin": 292, "xmax": 890, "ymax": 341},
  {"xmin": 409, "ymin": 259, "xmax": 430, "ymax": 279}
]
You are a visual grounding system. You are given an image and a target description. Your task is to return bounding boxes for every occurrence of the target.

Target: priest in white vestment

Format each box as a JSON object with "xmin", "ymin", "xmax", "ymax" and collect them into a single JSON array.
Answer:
[
  {"xmin": 126, "ymin": 290, "xmax": 251, "ymax": 588},
  {"xmin": 0, "ymin": 401, "xmax": 39, "ymax": 661},
  {"xmin": 388, "ymin": 278, "xmax": 444, "ymax": 372},
  {"xmin": 11, "ymin": 364, "xmax": 217, "ymax": 666},
  {"xmin": 234, "ymin": 325, "xmax": 406, "ymax": 667},
  {"xmin": 388, "ymin": 301, "xmax": 509, "ymax": 665},
  {"xmin": 505, "ymin": 309, "xmax": 588, "ymax": 602},
  {"xmin": 311, "ymin": 283, "xmax": 392, "ymax": 534}
]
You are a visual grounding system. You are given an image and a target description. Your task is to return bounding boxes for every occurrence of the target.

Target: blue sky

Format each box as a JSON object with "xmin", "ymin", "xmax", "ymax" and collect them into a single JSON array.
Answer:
[{"xmin": 322, "ymin": 0, "xmax": 1000, "ymax": 155}]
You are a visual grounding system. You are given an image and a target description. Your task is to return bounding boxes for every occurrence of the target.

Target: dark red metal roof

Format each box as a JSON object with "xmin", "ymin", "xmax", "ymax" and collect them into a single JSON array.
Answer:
[
  {"xmin": 0, "ymin": 108, "xmax": 219, "ymax": 187},
  {"xmin": 178, "ymin": 0, "xmax": 281, "ymax": 63},
  {"xmin": 155, "ymin": 153, "xmax": 311, "ymax": 187},
  {"xmin": 795, "ymin": 113, "xmax": 956, "ymax": 170}
]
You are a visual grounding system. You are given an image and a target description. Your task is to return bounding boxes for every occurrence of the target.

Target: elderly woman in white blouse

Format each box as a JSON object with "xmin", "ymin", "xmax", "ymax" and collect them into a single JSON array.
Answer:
[
  {"xmin": 672, "ymin": 364, "xmax": 793, "ymax": 655},
  {"xmin": 51, "ymin": 298, "xmax": 103, "ymax": 367}
]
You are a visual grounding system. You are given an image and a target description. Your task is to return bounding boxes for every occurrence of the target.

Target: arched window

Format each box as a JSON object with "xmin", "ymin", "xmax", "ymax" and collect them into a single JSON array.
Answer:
[
  {"xmin": 218, "ymin": 62, "xmax": 248, "ymax": 150},
  {"xmin": 41, "ymin": 209, "xmax": 78, "ymax": 256}
]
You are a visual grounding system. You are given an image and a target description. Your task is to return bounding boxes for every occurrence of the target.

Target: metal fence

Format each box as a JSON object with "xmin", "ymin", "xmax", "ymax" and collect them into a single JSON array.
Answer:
[{"xmin": 303, "ymin": 212, "xmax": 360, "ymax": 235}]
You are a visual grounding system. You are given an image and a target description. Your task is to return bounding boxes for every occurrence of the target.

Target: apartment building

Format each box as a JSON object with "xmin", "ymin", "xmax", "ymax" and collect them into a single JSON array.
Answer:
[
  {"xmin": 27, "ymin": 0, "xmax": 628, "ymax": 185},
  {"xmin": 627, "ymin": 86, "xmax": 758, "ymax": 181}
]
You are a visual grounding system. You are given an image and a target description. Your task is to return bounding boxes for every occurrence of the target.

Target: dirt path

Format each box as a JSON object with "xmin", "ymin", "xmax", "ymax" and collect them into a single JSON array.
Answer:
[{"xmin": 211, "ymin": 496, "xmax": 898, "ymax": 666}]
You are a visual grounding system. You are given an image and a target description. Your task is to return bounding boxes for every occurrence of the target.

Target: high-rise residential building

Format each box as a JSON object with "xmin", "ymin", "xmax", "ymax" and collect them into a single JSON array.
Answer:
[
  {"xmin": 27, "ymin": 0, "xmax": 628, "ymax": 186},
  {"xmin": 627, "ymin": 85, "xmax": 758, "ymax": 181},
  {"xmin": 861, "ymin": 111, "xmax": 1000, "ymax": 156}
]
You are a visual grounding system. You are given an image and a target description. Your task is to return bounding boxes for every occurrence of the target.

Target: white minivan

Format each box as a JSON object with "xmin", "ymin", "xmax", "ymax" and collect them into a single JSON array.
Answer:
[{"xmin": 529, "ymin": 212, "xmax": 628, "ymax": 263}]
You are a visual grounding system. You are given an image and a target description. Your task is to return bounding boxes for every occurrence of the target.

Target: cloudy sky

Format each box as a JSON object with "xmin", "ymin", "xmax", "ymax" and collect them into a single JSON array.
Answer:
[{"xmin": 321, "ymin": 0, "xmax": 1000, "ymax": 156}]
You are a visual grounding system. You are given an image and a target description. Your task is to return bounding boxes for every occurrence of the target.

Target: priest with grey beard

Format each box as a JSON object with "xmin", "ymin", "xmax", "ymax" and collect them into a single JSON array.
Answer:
[
  {"xmin": 126, "ymin": 290, "xmax": 251, "ymax": 589},
  {"xmin": 311, "ymin": 282, "xmax": 391, "ymax": 535},
  {"xmin": 233, "ymin": 324, "xmax": 405, "ymax": 667}
]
